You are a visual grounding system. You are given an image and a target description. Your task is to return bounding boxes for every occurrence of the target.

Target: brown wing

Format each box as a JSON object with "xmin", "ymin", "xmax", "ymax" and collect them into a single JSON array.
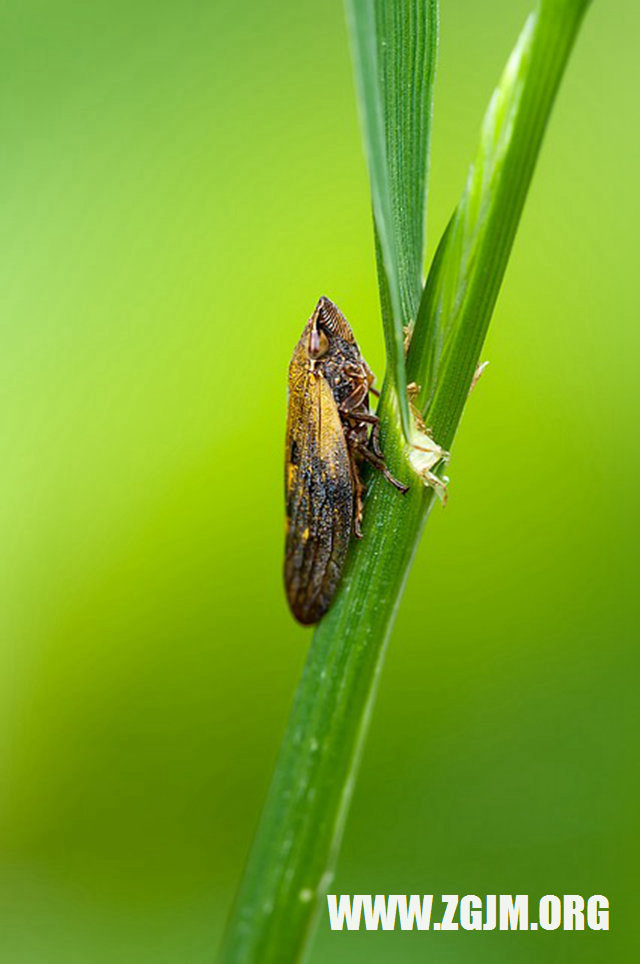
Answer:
[{"xmin": 285, "ymin": 349, "xmax": 353, "ymax": 625}]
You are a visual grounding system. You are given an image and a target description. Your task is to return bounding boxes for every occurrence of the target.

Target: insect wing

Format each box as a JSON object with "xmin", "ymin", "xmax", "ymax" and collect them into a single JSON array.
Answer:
[{"xmin": 285, "ymin": 359, "xmax": 353, "ymax": 625}]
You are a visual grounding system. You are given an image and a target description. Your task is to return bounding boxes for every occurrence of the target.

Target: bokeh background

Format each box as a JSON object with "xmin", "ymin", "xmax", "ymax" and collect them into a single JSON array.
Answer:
[{"xmin": 1, "ymin": 1, "xmax": 638, "ymax": 961}]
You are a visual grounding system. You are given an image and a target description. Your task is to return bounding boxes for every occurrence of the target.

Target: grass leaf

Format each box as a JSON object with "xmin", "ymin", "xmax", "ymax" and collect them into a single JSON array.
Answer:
[
  {"xmin": 346, "ymin": 0, "xmax": 438, "ymax": 438},
  {"xmin": 410, "ymin": 14, "xmax": 535, "ymax": 411},
  {"xmin": 410, "ymin": 0, "xmax": 592, "ymax": 449}
]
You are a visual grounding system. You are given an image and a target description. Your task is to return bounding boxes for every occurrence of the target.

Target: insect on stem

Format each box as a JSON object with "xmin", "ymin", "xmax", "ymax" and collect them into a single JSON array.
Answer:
[{"xmin": 284, "ymin": 296, "xmax": 408, "ymax": 625}]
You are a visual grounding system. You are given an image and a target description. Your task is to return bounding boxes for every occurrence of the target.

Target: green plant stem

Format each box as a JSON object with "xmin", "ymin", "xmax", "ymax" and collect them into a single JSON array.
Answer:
[
  {"xmin": 219, "ymin": 2, "xmax": 590, "ymax": 961},
  {"xmin": 219, "ymin": 395, "xmax": 423, "ymax": 964}
]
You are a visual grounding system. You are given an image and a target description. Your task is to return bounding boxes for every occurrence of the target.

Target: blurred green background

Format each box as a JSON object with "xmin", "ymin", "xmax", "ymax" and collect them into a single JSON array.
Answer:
[{"xmin": 1, "ymin": 1, "xmax": 638, "ymax": 961}]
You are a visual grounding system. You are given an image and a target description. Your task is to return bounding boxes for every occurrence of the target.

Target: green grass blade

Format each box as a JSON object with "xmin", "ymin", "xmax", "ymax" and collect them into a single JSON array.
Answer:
[
  {"xmin": 219, "ymin": 2, "xmax": 590, "ymax": 961},
  {"xmin": 346, "ymin": 0, "xmax": 438, "ymax": 438},
  {"xmin": 409, "ymin": 0, "xmax": 592, "ymax": 446},
  {"xmin": 408, "ymin": 12, "xmax": 536, "ymax": 413}
]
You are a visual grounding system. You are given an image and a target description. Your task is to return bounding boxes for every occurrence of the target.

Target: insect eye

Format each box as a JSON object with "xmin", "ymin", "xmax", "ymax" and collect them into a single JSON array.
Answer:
[{"xmin": 309, "ymin": 328, "xmax": 329, "ymax": 359}]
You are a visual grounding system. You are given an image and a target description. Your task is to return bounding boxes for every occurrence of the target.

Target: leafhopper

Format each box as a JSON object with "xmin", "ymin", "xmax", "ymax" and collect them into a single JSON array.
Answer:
[{"xmin": 284, "ymin": 297, "xmax": 408, "ymax": 625}]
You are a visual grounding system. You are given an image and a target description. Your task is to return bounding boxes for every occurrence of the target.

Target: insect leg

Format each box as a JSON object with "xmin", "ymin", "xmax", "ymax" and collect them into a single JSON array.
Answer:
[
  {"xmin": 348, "ymin": 435, "xmax": 409, "ymax": 495},
  {"xmin": 369, "ymin": 418, "xmax": 384, "ymax": 460},
  {"xmin": 338, "ymin": 405, "xmax": 386, "ymax": 460},
  {"xmin": 338, "ymin": 381, "xmax": 369, "ymax": 413},
  {"xmin": 339, "ymin": 407, "xmax": 378, "ymax": 424},
  {"xmin": 350, "ymin": 457, "xmax": 365, "ymax": 539}
]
